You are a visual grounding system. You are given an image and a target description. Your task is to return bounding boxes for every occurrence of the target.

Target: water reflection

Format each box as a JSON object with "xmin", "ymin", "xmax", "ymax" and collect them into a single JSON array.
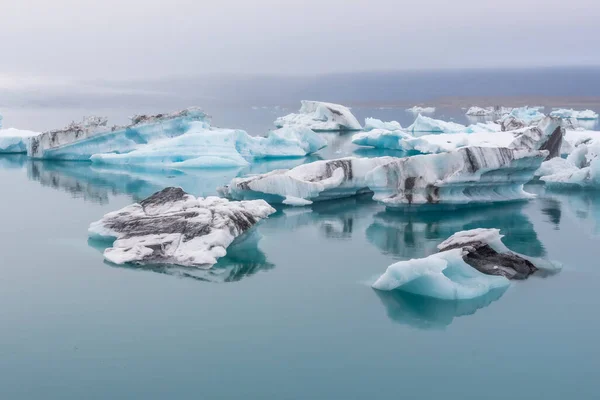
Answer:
[
  {"xmin": 23, "ymin": 157, "xmax": 324, "ymax": 204},
  {"xmin": 375, "ymin": 287, "xmax": 508, "ymax": 330},
  {"xmin": 367, "ymin": 202, "xmax": 546, "ymax": 260},
  {"xmin": 0, "ymin": 154, "xmax": 28, "ymax": 169},
  {"xmin": 89, "ymin": 230, "xmax": 274, "ymax": 283}
]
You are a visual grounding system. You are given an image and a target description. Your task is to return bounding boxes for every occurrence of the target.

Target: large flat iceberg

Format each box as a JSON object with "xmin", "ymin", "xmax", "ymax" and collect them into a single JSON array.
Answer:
[
  {"xmin": 353, "ymin": 116, "xmax": 564, "ymax": 160},
  {"xmin": 88, "ymin": 187, "xmax": 276, "ymax": 267},
  {"xmin": 28, "ymin": 108, "xmax": 209, "ymax": 160},
  {"xmin": 550, "ymin": 108, "xmax": 598, "ymax": 120},
  {"xmin": 221, "ymin": 146, "xmax": 547, "ymax": 208},
  {"xmin": 466, "ymin": 106, "xmax": 512, "ymax": 117},
  {"xmin": 274, "ymin": 101, "xmax": 362, "ymax": 131},
  {"xmin": 406, "ymin": 106, "xmax": 435, "ymax": 114},
  {"xmin": 90, "ymin": 125, "xmax": 327, "ymax": 168},
  {"xmin": 0, "ymin": 127, "xmax": 41, "ymax": 153},
  {"xmin": 372, "ymin": 228, "xmax": 559, "ymax": 300}
]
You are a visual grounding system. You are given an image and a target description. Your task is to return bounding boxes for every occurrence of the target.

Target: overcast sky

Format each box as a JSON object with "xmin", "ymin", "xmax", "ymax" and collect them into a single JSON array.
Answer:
[{"xmin": 1, "ymin": 0, "xmax": 599, "ymax": 81}]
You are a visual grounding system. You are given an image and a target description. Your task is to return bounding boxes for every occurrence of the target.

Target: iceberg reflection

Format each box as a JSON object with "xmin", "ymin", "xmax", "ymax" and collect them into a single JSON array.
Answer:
[
  {"xmin": 367, "ymin": 202, "xmax": 546, "ymax": 259},
  {"xmin": 88, "ymin": 230, "xmax": 274, "ymax": 283},
  {"xmin": 375, "ymin": 287, "xmax": 507, "ymax": 330}
]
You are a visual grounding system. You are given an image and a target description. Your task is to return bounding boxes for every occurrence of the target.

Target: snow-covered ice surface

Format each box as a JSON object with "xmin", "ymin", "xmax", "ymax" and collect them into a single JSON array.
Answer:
[
  {"xmin": 406, "ymin": 106, "xmax": 435, "ymax": 114},
  {"xmin": 88, "ymin": 187, "xmax": 276, "ymax": 267},
  {"xmin": 28, "ymin": 108, "xmax": 210, "ymax": 160},
  {"xmin": 550, "ymin": 109, "xmax": 599, "ymax": 120},
  {"xmin": 221, "ymin": 146, "xmax": 547, "ymax": 208},
  {"xmin": 90, "ymin": 125, "xmax": 327, "ymax": 168},
  {"xmin": 274, "ymin": 101, "xmax": 362, "ymax": 131},
  {"xmin": 372, "ymin": 228, "xmax": 560, "ymax": 300},
  {"xmin": 0, "ymin": 128, "xmax": 41, "ymax": 153}
]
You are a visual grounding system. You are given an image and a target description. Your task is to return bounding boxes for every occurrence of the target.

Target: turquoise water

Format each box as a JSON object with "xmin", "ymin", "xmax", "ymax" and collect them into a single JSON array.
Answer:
[{"xmin": 1, "ymin": 146, "xmax": 600, "ymax": 398}]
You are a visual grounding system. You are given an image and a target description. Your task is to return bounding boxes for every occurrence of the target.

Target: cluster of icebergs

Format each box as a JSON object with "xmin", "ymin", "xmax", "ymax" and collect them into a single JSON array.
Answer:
[{"xmin": 2, "ymin": 100, "xmax": 593, "ymax": 302}]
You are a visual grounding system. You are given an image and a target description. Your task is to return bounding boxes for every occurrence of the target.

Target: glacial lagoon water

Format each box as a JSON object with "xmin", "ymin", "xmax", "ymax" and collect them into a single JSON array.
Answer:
[{"xmin": 2, "ymin": 91, "xmax": 600, "ymax": 398}]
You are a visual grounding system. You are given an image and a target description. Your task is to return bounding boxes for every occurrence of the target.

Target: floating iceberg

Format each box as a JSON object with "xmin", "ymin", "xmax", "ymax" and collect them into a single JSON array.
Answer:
[
  {"xmin": 90, "ymin": 125, "xmax": 327, "ymax": 168},
  {"xmin": 363, "ymin": 118, "xmax": 402, "ymax": 131},
  {"xmin": 372, "ymin": 228, "xmax": 559, "ymax": 300},
  {"xmin": 538, "ymin": 140, "xmax": 600, "ymax": 188},
  {"xmin": 407, "ymin": 114, "xmax": 466, "ymax": 134},
  {"xmin": 0, "ymin": 128, "xmax": 41, "ymax": 153},
  {"xmin": 274, "ymin": 101, "xmax": 362, "ymax": 131},
  {"xmin": 500, "ymin": 107, "xmax": 545, "ymax": 131},
  {"xmin": 221, "ymin": 145, "xmax": 547, "ymax": 208},
  {"xmin": 406, "ymin": 106, "xmax": 435, "ymax": 114},
  {"xmin": 353, "ymin": 116, "xmax": 562, "ymax": 159},
  {"xmin": 28, "ymin": 108, "xmax": 209, "ymax": 160},
  {"xmin": 465, "ymin": 106, "xmax": 512, "ymax": 117},
  {"xmin": 88, "ymin": 187, "xmax": 276, "ymax": 267},
  {"xmin": 0, "ymin": 114, "xmax": 3, "ymax": 128},
  {"xmin": 550, "ymin": 109, "xmax": 598, "ymax": 120}
]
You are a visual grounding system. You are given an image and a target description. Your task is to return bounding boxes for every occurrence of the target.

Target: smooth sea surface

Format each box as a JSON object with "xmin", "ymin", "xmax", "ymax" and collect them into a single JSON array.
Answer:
[{"xmin": 1, "ymin": 69, "xmax": 600, "ymax": 399}]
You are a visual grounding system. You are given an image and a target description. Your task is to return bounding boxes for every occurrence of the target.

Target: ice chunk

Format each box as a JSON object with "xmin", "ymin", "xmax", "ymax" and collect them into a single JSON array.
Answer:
[
  {"xmin": 499, "ymin": 106, "xmax": 545, "ymax": 131},
  {"xmin": 0, "ymin": 114, "xmax": 3, "ymax": 128},
  {"xmin": 0, "ymin": 128, "xmax": 41, "ymax": 153},
  {"xmin": 353, "ymin": 116, "xmax": 561, "ymax": 158},
  {"xmin": 550, "ymin": 109, "xmax": 599, "ymax": 120},
  {"xmin": 407, "ymin": 114, "xmax": 466, "ymax": 134},
  {"xmin": 372, "ymin": 228, "xmax": 559, "ymax": 300},
  {"xmin": 90, "ymin": 125, "xmax": 326, "ymax": 168},
  {"xmin": 539, "ymin": 141, "xmax": 600, "ymax": 188},
  {"xmin": 88, "ymin": 187, "xmax": 276, "ymax": 267},
  {"xmin": 221, "ymin": 147, "xmax": 546, "ymax": 207},
  {"xmin": 274, "ymin": 101, "xmax": 362, "ymax": 131},
  {"xmin": 363, "ymin": 118, "xmax": 402, "ymax": 131},
  {"xmin": 28, "ymin": 108, "xmax": 210, "ymax": 160},
  {"xmin": 466, "ymin": 106, "xmax": 513, "ymax": 117},
  {"xmin": 372, "ymin": 248, "xmax": 510, "ymax": 300},
  {"xmin": 406, "ymin": 106, "xmax": 435, "ymax": 114}
]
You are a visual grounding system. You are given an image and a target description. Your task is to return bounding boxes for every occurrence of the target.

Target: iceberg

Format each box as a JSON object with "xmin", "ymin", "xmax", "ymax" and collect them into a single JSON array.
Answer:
[
  {"xmin": 28, "ymin": 108, "xmax": 209, "ymax": 160},
  {"xmin": 353, "ymin": 116, "xmax": 563, "ymax": 159},
  {"xmin": 550, "ymin": 109, "xmax": 599, "ymax": 120},
  {"xmin": 406, "ymin": 106, "xmax": 435, "ymax": 114},
  {"xmin": 500, "ymin": 106, "xmax": 545, "ymax": 131},
  {"xmin": 539, "ymin": 140, "xmax": 600, "ymax": 188},
  {"xmin": 0, "ymin": 113, "xmax": 3, "ymax": 128},
  {"xmin": 221, "ymin": 146, "xmax": 547, "ymax": 208},
  {"xmin": 465, "ymin": 106, "xmax": 512, "ymax": 117},
  {"xmin": 88, "ymin": 187, "xmax": 276, "ymax": 267},
  {"xmin": 0, "ymin": 127, "xmax": 41, "ymax": 153},
  {"xmin": 407, "ymin": 114, "xmax": 466, "ymax": 134},
  {"xmin": 363, "ymin": 118, "xmax": 402, "ymax": 131},
  {"xmin": 372, "ymin": 228, "xmax": 559, "ymax": 300},
  {"xmin": 274, "ymin": 101, "xmax": 362, "ymax": 131},
  {"xmin": 90, "ymin": 125, "xmax": 327, "ymax": 168}
]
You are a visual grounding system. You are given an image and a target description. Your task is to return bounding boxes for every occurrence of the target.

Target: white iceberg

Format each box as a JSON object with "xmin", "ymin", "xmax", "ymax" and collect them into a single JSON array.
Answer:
[
  {"xmin": 90, "ymin": 125, "xmax": 327, "ymax": 168},
  {"xmin": 363, "ymin": 118, "xmax": 402, "ymax": 131},
  {"xmin": 0, "ymin": 127, "xmax": 41, "ymax": 153},
  {"xmin": 221, "ymin": 146, "xmax": 547, "ymax": 208},
  {"xmin": 539, "ymin": 140, "xmax": 600, "ymax": 188},
  {"xmin": 406, "ymin": 106, "xmax": 435, "ymax": 114},
  {"xmin": 499, "ymin": 106, "xmax": 545, "ymax": 131},
  {"xmin": 550, "ymin": 109, "xmax": 598, "ymax": 120},
  {"xmin": 372, "ymin": 228, "xmax": 559, "ymax": 300},
  {"xmin": 466, "ymin": 106, "xmax": 513, "ymax": 117},
  {"xmin": 28, "ymin": 108, "xmax": 209, "ymax": 160},
  {"xmin": 88, "ymin": 187, "xmax": 276, "ymax": 267},
  {"xmin": 353, "ymin": 116, "xmax": 562, "ymax": 159},
  {"xmin": 274, "ymin": 101, "xmax": 362, "ymax": 131},
  {"xmin": 407, "ymin": 114, "xmax": 466, "ymax": 134}
]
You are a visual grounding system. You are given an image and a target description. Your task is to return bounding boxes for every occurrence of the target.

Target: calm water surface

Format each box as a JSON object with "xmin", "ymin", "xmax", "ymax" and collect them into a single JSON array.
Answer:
[{"xmin": 1, "ymin": 72, "xmax": 600, "ymax": 399}]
